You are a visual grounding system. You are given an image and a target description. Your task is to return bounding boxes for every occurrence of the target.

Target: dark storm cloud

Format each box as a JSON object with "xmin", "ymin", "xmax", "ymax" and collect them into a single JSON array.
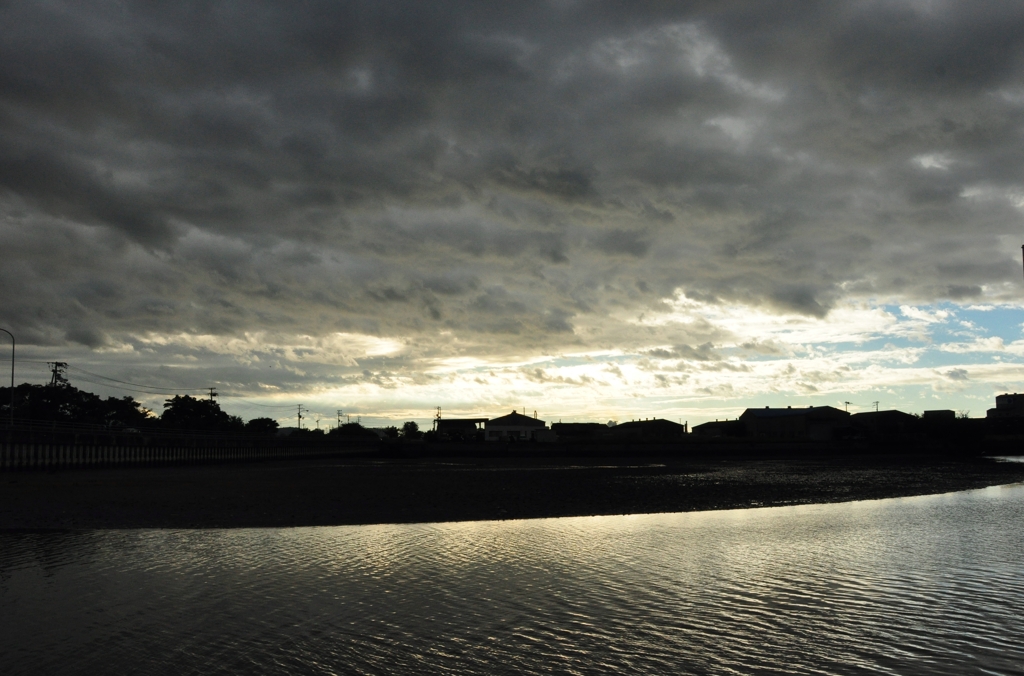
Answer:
[
  {"xmin": 5, "ymin": 0, "xmax": 1024, "ymax": 386},
  {"xmin": 644, "ymin": 342, "xmax": 720, "ymax": 362}
]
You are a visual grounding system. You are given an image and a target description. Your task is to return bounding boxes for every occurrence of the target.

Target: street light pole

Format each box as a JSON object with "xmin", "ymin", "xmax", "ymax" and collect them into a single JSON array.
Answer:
[{"xmin": 0, "ymin": 328, "xmax": 12, "ymax": 429}]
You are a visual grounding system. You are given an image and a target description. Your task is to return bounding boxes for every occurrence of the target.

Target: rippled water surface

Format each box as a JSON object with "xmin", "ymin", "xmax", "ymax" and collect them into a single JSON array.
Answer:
[{"xmin": 3, "ymin": 484, "xmax": 1024, "ymax": 675}]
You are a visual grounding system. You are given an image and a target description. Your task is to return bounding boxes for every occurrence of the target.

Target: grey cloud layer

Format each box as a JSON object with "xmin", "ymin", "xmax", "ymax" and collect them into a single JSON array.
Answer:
[{"xmin": 4, "ymin": 0, "xmax": 1024, "ymax": 372}]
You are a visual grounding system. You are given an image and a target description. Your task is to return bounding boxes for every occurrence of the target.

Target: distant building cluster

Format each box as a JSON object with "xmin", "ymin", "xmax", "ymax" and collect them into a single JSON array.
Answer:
[
  {"xmin": 986, "ymin": 393, "xmax": 1024, "ymax": 418},
  {"xmin": 690, "ymin": 392, "xmax": 1024, "ymax": 441},
  {"xmin": 433, "ymin": 392, "xmax": 1024, "ymax": 444},
  {"xmin": 691, "ymin": 405, "xmax": 975, "ymax": 441},
  {"xmin": 434, "ymin": 410, "xmax": 687, "ymax": 443}
]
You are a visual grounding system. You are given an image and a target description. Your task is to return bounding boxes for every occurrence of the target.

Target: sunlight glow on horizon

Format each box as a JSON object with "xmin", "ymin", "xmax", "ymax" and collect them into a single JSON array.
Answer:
[{"xmin": 21, "ymin": 296, "xmax": 1023, "ymax": 430}]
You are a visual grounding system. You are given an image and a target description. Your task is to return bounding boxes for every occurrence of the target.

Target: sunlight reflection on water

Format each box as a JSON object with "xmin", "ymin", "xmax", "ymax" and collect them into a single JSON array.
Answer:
[{"xmin": 2, "ymin": 485, "xmax": 1023, "ymax": 675}]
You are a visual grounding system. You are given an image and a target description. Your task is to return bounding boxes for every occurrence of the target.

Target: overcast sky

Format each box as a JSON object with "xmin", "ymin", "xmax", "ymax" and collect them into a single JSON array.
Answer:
[{"xmin": 4, "ymin": 0, "xmax": 1024, "ymax": 427}]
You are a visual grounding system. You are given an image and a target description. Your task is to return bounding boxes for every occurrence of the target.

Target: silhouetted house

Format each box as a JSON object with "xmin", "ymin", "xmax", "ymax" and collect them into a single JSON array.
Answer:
[
  {"xmin": 919, "ymin": 408, "xmax": 986, "ymax": 442},
  {"xmin": 986, "ymin": 393, "xmax": 1024, "ymax": 418},
  {"xmin": 605, "ymin": 418, "xmax": 687, "ymax": 441},
  {"xmin": 436, "ymin": 418, "xmax": 488, "ymax": 441},
  {"xmin": 551, "ymin": 422, "xmax": 606, "ymax": 440},
  {"xmin": 740, "ymin": 405, "xmax": 850, "ymax": 441},
  {"xmin": 691, "ymin": 419, "xmax": 745, "ymax": 438},
  {"xmin": 485, "ymin": 411, "xmax": 550, "ymax": 442},
  {"xmin": 850, "ymin": 410, "xmax": 917, "ymax": 439},
  {"xmin": 984, "ymin": 393, "xmax": 1024, "ymax": 435}
]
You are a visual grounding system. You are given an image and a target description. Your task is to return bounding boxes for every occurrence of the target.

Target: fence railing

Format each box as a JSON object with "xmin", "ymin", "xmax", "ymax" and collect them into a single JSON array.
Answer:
[{"xmin": 0, "ymin": 442, "xmax": 375, "ymax": 471}]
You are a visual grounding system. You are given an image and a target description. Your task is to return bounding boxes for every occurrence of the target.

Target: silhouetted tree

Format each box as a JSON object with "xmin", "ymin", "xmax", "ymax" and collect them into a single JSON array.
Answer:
[
  {"xmin": 102, "ymin": 395, "xmax": 153, "ymax": 428},
  {"xmin": 161, "ymin": 395, "xmax": 243, "ymax": 432},
  {"xmin": 0, "ymin": 384, "xmax": 152, "ymax": 427},
  {"xmin": 244, "ymin": 417, "xmax": 280, "ymax": 436},
  {"xmin": 401, "ymin": 421, "xmax": 421, "ymax": 439},
  {"xmin": 328, "ymin": 421, "xmax": 381, "ymax": 442}
]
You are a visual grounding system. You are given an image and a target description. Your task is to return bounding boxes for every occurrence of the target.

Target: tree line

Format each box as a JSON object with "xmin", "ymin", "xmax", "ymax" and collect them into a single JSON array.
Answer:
[{"xmin": 0, "ymin": 383, "xmax": 411, "ymax": 440}]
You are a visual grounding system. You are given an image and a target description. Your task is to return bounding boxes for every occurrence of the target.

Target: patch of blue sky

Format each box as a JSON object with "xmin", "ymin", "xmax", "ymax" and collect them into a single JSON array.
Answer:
[
  {"xmin": 866, "ymin": 303, "xmax": 1013, "ymax": 348},
  {"xmin": 525, "ymin": 303, "xmax": 1022, "ymax": 375},
  {"xmin": 957, "ymin": 305, "xmax": 1024, "ymax": 341},
  {"xmin": 719, "ymin": 348, "xmax": 785, "ymax": 362},
  {"xmin": 912, "ymin": 349, "xmax": 1011, "ymax": 369},
  {"xmin": 826, "ymin": 336, "xmax": 918, "ymax": 352}
]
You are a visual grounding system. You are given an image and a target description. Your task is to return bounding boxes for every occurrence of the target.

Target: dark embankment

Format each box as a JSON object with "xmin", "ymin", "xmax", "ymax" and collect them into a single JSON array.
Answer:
[{"xmin": 2, "ymin": 452, "xmax": 1023, "ymax": 529}]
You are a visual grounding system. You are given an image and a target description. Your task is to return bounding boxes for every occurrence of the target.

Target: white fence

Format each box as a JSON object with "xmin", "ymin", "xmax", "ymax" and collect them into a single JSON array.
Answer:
[{"xmin": 0, "ymin": 443, "xmax": 366, "ymax": 470}]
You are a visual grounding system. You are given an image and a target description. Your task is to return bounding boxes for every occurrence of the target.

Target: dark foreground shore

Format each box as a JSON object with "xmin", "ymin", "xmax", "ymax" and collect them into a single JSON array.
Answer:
[{"xmin": 2, "ymin": 453, "xmax": 1023, "ymax": 529}]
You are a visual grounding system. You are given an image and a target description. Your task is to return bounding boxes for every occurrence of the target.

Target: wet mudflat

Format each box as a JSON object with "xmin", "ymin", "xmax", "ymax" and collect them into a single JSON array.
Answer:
[{"xmin": 1, "ymin": 453, "xmax": 1022, "ymax": 529}]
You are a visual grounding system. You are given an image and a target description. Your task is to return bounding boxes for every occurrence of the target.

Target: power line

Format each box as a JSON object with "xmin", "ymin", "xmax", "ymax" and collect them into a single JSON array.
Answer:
[
  {"xmin": 19, "ymin": 361, "xmax": 202, "ymax": 393},
  {"xmin": 19, "ymin": 373, "xmax": 298, "ymax": 409},
  {"xmin": 54, "ymin": 374, "xmax": 203, "ymax": 398},
  {"xmin": 219, "ymin": 397, "xmax": 297, "ymax": 409},
  {"xmin": 64, "ymin": 375, "xmax": 194, "ymax": 397},
  {"xmin": 65, "ymin": 365, "xmax": 198, "ymax": 392},
  {"xmin": 16, "ymin": 361, "xmax": 310, "ymax": 412}
]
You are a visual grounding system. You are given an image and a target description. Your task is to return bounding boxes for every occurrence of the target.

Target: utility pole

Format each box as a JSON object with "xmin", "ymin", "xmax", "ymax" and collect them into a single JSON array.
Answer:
[
  {"xmin": 873, "ymin": 400, "xmax": 880, "ymax": 412},
  {"xmin": 297, "ymin": 404, "xmax": 307, "ymax": 429},
  {"xmin": 315, "ymin": 416, "xmax": 321, "ymax": 431},
  {"xmin": 207, "ymin": 387, "xmax": 218, "ymax": 402},
  {"xmin": 434, "ymin": 406, "xmax": 441, "ymax": 432},
  {"xmin": 337, "ymin": 410, "xmax": 343, "ymax": 428},
  {"xmin": 844, "ymin": 401, "xmax": 851, "ymax": 412},
  {"xmin": 47, "ymin": 362, "xmax": 68, "ymax": 387},
  {"xmin": 0, "ymin": 328, "xmax": 12, "ymax": 429}
]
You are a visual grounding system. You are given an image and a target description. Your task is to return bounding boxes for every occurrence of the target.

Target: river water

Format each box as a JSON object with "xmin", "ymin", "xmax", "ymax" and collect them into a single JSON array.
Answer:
[{"xmin": 2, "ymin": 483, "xmax": 1023, "ymax": 675}]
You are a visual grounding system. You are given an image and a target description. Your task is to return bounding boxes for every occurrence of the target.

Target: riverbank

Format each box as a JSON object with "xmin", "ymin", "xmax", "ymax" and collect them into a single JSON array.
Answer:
[
  {"xmin": 0, "ymin": 454, "xmax": 1019, "ymax": 528},
  {"xmin": 2, "ymin": 454, "xmax": 1023, "ymax": 529}
]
